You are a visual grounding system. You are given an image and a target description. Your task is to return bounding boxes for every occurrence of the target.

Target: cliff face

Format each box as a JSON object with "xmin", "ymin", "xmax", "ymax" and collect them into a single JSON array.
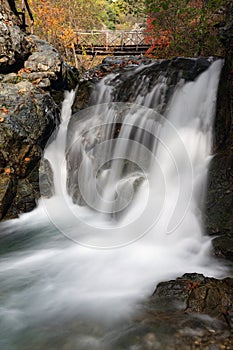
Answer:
[
  {"xmin": 0, "ymin": 3, "xmax": 78, "ymax": 220},
  {"xmin": 205, "ymin": 2, "xmax": 233, "ymax": 261}
]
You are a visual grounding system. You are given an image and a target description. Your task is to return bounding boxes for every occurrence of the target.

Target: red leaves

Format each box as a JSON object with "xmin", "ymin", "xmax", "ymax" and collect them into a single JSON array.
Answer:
[
  {"xmin": 144, "ymin": 16, "xmax": 171, "ymax": 56},
  {"xmin": 186, "ymin": 280, "xmax": 199, "ymax": 291}
]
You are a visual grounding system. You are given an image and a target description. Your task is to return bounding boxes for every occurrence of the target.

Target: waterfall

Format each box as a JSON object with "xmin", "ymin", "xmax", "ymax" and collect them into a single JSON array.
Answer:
[{"xmin": 0, "ymin": 59, "xmax": 228, "ymax": 349}]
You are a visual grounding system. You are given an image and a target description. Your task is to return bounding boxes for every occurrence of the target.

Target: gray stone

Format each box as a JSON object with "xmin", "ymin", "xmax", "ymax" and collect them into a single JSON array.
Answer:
[
  {"xmin": 25, "ymin": 36, "xmax": 61, "ymax": 73},
  {"xmin": 39, "ymin": 158, "xmax": 54, "ymax": 198}
]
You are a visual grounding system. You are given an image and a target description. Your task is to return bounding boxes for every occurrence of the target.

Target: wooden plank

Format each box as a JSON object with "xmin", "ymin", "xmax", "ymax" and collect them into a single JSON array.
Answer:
[{"xmin": 75, "ymin": 44, "xmax": 151, "ymax": 56}]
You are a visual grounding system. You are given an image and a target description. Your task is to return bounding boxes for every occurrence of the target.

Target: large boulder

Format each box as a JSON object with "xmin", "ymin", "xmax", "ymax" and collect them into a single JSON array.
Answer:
[
  {"xmin": 112, "ymin": 274, "xmax": 233, "ymax": 350},
  {"xmin": 23, "ymin": 35, "xmax": 79, "ymax": 92}
]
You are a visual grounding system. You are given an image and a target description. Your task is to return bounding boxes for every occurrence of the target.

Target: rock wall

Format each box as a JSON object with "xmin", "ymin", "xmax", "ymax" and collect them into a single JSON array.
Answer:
[
  {"xmin": 205, "ymin": 2, "xmax": 233, "ymax": 261},
  {"xmin": 0, "ymin": 3, "xmax": 78, "ymax": 220}
]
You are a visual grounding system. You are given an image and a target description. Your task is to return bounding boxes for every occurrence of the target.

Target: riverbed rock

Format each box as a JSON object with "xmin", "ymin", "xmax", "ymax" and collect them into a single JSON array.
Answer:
[{"xmin": 113, "ymin": 274, "xmax": 233, "ymax": 350}]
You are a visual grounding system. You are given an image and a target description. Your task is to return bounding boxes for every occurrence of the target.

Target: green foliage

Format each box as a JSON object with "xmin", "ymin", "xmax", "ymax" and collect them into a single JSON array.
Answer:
[{"xmin": 105, "ymin": 0, "xmax": 146, "ymax": 29}]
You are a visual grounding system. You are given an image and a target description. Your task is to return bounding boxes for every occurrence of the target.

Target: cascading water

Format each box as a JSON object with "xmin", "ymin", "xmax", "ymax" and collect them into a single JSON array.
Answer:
[{"xmin": 0, "ymin": 59, "xmax": 228, "ymax": 349}]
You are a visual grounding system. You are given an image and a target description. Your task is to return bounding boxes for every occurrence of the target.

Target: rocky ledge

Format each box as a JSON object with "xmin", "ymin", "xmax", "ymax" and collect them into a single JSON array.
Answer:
[
  {"xmin": 114, "ymin": 273, "xmax": 233, "ymax": 350},
  {"xmin": 73, "ymin": 55, "xmax": 213, "ymax": 114}
]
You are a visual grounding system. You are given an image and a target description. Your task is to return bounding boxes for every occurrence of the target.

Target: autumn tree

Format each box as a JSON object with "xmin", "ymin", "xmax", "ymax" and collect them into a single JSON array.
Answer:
[
  {"xmin": 144, "ymin": 0, "xmax": 226, "ymax": 57},
  {"xmin": 24, "ymin": 0, "xmax": 107, "ymax": 65}
]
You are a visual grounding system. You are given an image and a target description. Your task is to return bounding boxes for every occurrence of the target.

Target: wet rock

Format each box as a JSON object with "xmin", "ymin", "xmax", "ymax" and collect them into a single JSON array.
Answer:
[
  {"xmin": 151, "ymin": 273, "xmax": 233, "ymax": 322},
  {"xmin": 72, "ymin": 80, "xmax": 92, "ymax": 113},
  {"xmin": 205, "ymin": 1, "xmax": 233, "ymax": 264},
  {"xmin": 0, "ymin": 173, "xmax": 16, "ymax": 219},
  {"xmin": 39, "ymin": 158, "xmax": 54, "ymax": 198},
  {"xmin": 76, "ymin": 56, "xmax": 214, "ymax": 116},
  {"xmin": 11, "ymin": 178, "xmax": 37, "ymax": 214},
  {"xmin": 212, "ymin": 235, "xmax": 233, "ymax": 262},
  {"xmin": 0, "ymin": 80, "xmax": 59, "ymax": 219},
  {"xmin": 114, "ymin": 274, "xmax": 233, "ymax": 350},
  {"xmin": 205, "ymin": 152, "xmax": 233, "ymax": 237},
  {"xmin": 205, "ymin": 2, "xmax": 233, "ymax": 262}
]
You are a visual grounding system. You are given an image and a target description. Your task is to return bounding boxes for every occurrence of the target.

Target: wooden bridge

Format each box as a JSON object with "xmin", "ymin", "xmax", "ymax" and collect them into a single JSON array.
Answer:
[{"xmin": 75, "ymin": 30, "xmax": 151, "ymax": 56}]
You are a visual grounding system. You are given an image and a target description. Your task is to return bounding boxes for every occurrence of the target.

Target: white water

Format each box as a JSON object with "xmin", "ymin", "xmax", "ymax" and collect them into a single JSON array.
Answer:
[{"xmin": 0, "ymin": 60, "xmax": 228, "ymax": 349}]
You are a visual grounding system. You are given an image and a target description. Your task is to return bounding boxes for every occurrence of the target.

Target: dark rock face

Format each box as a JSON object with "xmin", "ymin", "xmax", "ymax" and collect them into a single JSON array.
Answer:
[
  {"xmin": 0, "ymin": 4, "xmax": 79, "ymax": 220},
  {"xmin": 114, "ymin": 274, "xmax": 233, "ymax": 350},
  {"xmin": 75, "ymin": 56, "xmax": 213, "ymax": 114},
  {"xmin": 0, "ymin": 80, "xmax": 59, "ymax": 219},
  {"xmin": 205, "ymin": 2, "xmax": 233, "ymax": 262},
  {"xmin": 153, "ymin": 273, "xmax": 233, "ymax": 322},
  {"xmin": 206, "ymin": 150, "xmax": 233, "ymax": 238},
  {"xmin": 0, "ymin": 173, "xmax": 15, "ymax": 219}
]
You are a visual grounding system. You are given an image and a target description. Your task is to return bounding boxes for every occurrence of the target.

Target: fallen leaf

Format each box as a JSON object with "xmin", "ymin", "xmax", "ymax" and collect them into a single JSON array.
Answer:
[
  {"xmin": 1, "ymin": 107, "xmax": 9, "ymax": 114},
  {"xmin": 18, "ymin": 67, "xmax": 31, "ymax": 74},
  {"xmin": 32, "ymin": 78, "xmax": 41, "ymax": 85},
  {"xmin": 18, "ymin": 88, "xmax": 27, "ymax": 94},
  {"xmin": 4, "ymin": 168, "xmax": 11, "ymax": 174}
]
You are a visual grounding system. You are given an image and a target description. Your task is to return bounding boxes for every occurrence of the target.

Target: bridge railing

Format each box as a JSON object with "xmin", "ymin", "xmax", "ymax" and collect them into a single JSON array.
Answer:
[{"xmin": 75, "ymin": 30, "xmax": 146, "ymax": 49}]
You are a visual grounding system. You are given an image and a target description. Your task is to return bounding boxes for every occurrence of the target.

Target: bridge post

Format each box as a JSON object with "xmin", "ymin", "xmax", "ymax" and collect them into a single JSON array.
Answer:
[{"xmin": 105, "ymin": 31, "xmax": 109, "ymax": 51}]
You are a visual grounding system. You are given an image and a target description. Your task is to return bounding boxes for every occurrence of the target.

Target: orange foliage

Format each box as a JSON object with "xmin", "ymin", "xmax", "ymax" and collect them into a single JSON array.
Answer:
[
  {"xmin": 4, "ymin": 168, "xmax": 11, "ymax": 174},
  {"xmin": 1, "ymin": 107, "xmax": 9, "ymax": 114},
  {"xmin": 144, "ymin": 17, "xmax": 170, "ymax": 57},
  {"xmin": 29, "ymin": 0, "xmax": 77, "ymax": 59}
]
